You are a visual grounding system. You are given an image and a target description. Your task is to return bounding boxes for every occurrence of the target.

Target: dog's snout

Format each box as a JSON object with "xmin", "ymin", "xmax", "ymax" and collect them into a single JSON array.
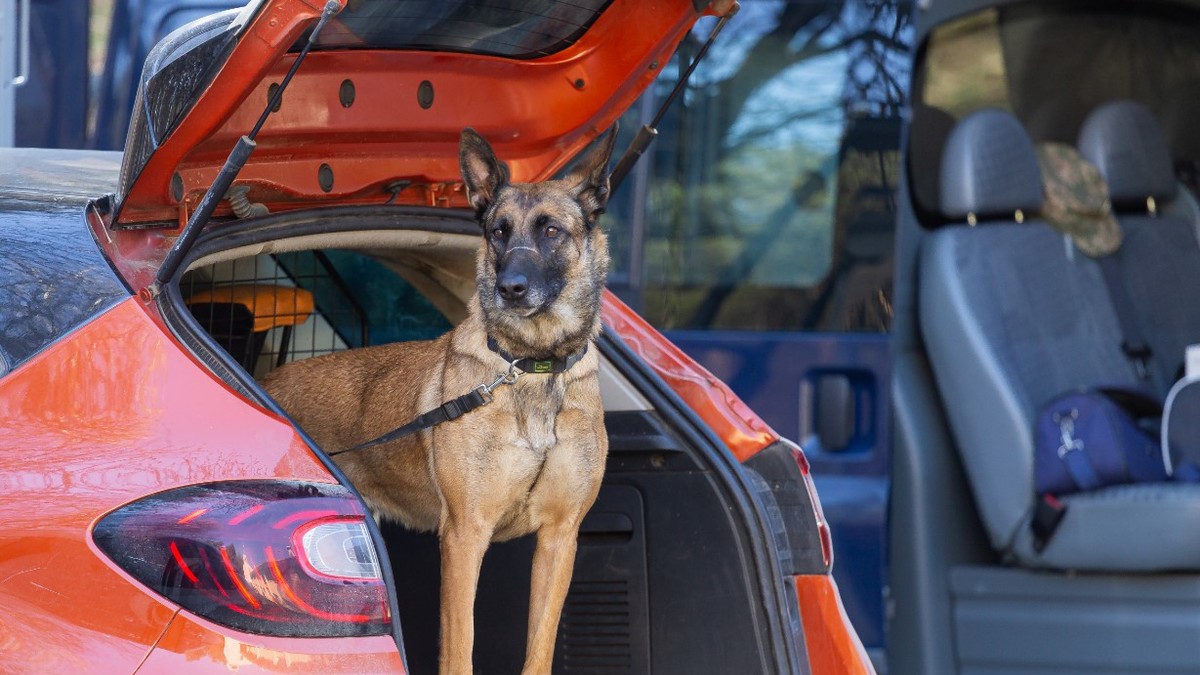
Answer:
[
  {"xmin": 497, "ymin": 271, "xmax": 529, "ymax": 301},
  {"xmin": 495, "ymin": 244, "xmax": 545, "ymax": 308}
]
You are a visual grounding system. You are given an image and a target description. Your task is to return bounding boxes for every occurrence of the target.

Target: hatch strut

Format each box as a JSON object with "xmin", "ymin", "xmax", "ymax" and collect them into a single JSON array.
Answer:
[
  {"xmin": 147, "ymin": 0, "xmax": 343, "ymax": 296},
  {"xmin": 608, "ymin": 2, "xmax": 739, "ymax": 193}
]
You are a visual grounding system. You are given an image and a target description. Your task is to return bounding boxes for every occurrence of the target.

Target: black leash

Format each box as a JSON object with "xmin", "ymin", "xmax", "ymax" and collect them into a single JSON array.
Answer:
[{"xmin": 328, "ymin": 340, "xmax": 587, "ymax": 456}]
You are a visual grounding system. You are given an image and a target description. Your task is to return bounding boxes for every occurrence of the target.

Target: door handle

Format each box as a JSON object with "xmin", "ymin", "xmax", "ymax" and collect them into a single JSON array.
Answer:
[
  {"xmin": 815, "ymin": 373, "xmax": 854, "ymax": 451},
  {"xmin": 801, "ymin": 371, "xmax": 872, "ymax": 453}
]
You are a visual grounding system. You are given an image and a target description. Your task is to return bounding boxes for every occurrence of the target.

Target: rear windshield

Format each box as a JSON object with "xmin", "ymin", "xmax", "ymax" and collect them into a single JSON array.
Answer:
[{"xmin": 308, "ymin": 0, "xmax": 613, "ymax": 58}]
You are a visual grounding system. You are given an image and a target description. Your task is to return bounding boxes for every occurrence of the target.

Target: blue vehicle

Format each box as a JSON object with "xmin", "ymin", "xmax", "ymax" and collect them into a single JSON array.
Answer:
[
  {"xmin": 605, "ymin": 6, "xmax": 910, "ymax": 662},
  {"xmin": 5, "ymin": 0, "xmax": 89, "ymax": 147}
]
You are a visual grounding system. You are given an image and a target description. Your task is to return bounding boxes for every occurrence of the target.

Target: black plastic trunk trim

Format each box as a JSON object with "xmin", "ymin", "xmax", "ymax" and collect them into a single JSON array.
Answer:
[
  {"xmin": 185, "ymin": 205, "xmax": 480, "ymax": 257},
  {"xmin": 744, "ymin": 440, "xmax": 831, "ymax": 575},
  {"xmin": 595, "ymin": 330, "xmax": 809, "ymax": 674}
]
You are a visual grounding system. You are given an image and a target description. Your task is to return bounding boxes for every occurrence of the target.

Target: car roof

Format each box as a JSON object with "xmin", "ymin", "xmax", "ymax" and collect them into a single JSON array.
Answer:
[{"xmin": 0, "ymin": 148, "xmax": 121, "ymax": 202}]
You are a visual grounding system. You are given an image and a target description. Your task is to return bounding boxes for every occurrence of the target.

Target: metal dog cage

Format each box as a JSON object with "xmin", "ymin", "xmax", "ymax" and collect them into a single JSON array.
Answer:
[{"xmin": 181, "ymin": 251, "xmax": 370, "ymax": 379}]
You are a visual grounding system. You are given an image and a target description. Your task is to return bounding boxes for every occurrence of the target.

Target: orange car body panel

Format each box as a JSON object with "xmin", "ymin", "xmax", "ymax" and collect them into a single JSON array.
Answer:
[
  {"xmin": 795, "ymin": 575, "xmax": 877, "ymax": 675},
  {"xmin": 599, "ymin": 291, "xmax": 780, "ymax": 461},
  {"xmin": 116, "ymin": 0, "xmax": 349, "ymax": 225},
  {"xmin": 0, "ymin": 298, "xmax": 402, "ymax": 669},
  {"xmin": 9, "ymin": 232, "xmax": 865, "ymax": 673}
]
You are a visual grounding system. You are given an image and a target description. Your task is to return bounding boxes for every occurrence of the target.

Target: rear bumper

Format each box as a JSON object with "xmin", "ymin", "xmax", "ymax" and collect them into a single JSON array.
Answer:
[{"xmin": 136, "ymin": 611, "xmax": 405, "ymax": 673}]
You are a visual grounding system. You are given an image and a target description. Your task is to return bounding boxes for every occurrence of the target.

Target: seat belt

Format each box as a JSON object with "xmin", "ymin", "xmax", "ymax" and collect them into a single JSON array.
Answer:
[{"xmin": 1096, "ymin": 253, "xmax": 1153, "ymax": 383}]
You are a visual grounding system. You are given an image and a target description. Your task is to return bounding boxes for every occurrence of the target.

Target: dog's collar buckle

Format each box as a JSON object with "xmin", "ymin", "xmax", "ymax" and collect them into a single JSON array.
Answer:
[{"xmin": 478, "ymin": 360, "xmax": 521, "ymax": 402}]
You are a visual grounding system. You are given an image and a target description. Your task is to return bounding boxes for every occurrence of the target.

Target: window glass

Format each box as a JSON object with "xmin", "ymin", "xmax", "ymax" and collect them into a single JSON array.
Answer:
[
  {"xmin": 275, "ymin": 250, "xmax": 452, "ymax": 347},
  {"xmin": 311, "ymin": 0, "xmax": 610, "ymax": 58},
  {"xmin": 922, "ymin": 10, "xmax": 1007, "ymax": 117},
  {"xmin": 912, "ymin": 3, "xmax": 1200, "ymax": 218},
  {"xmin": 605, "ymin": 0, "xmax": 913, "ymax": 333}
]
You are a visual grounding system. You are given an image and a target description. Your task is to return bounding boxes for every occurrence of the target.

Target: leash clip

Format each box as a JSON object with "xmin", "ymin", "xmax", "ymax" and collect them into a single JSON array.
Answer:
[{"xmin": 477, "ymin": 359, "xmax": 521, "ymax": 402}]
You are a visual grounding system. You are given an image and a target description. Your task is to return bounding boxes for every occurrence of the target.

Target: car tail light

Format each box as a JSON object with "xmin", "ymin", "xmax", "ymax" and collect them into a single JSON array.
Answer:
[{"xmin": 92, "ymin": 480, "xmax": 390, "ymax": 637}]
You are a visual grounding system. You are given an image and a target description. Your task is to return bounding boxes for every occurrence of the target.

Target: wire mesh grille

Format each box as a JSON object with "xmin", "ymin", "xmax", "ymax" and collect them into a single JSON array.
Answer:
[{"xmin": 181, "ymin": 252, "xmax": 369, "ymax": 379}]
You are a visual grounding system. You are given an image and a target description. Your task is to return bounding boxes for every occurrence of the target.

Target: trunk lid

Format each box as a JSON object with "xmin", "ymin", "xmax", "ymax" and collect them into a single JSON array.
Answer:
[{"xmin": 113, "ymin": 0, "xmax": 721, "ymax": 228}]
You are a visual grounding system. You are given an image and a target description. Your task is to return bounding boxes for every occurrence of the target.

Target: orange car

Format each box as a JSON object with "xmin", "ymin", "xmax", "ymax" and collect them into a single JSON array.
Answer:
[{"xmin": 0, "ymin": 0, "xmax": 869, "ymax": 672}]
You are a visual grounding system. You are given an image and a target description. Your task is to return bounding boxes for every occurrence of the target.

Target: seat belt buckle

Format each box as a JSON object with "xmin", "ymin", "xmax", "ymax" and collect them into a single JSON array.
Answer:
[
  {"xmin": 1032, "ymin": 493, "xmax": 1067, "ymax": 553},
  {"xmin": 1121, "ymin": 341, "xmax": 1152, "ymax": 379}
]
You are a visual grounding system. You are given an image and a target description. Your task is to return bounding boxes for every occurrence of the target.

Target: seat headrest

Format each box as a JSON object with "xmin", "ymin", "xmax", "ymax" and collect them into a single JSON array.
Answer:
[
  {"xmin": 1077, "ymin": 100, "xmax": 1177, "ymax": 207},
  {"xmin": 909, "ymin": 104, "xmax": 957, "ymax": 219},
  {"xmin": 940, "ymin": 109, "xmax": 1043, "ymax": 222}
]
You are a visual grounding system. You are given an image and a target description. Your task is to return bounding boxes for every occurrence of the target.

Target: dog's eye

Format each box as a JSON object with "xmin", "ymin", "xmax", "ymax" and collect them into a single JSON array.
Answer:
[
  {"xmin": 544, "ymin": 224, "xmax": 560, "ymax": 238},
  {"xmin": 490, "ymin": 222, "xmax": 506, "ymax": 238}
]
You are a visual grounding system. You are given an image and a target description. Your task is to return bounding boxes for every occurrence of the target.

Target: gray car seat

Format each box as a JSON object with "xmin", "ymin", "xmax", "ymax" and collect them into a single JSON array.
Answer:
[
  {"xmin": 919, "ymin": 108, "xmax": 1200, "ymax": 571},
  {"xmin": 1078, "ymin": 99, "xmax": 1200, "ymax": 393}
]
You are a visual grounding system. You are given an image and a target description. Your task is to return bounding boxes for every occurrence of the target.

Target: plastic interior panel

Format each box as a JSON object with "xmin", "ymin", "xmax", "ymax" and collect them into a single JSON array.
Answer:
[
  {"xmin": 888, "ymin": 353, "xmax": 996, "ymax": 675},
  {"xmin": 382, "ymin": 485, "xmax": 651, "ymax": 674},
  {"xmin": 951, "ymin": 564, "xmax": 1200, "ymax": 674}
]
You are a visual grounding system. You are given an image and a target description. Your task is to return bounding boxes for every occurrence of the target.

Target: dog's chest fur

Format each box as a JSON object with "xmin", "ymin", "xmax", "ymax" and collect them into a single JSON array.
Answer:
[
  {"xmin": 483, "ymin": 374, "xmax": 576, "ymax": 538},
  {"xmin": 509, "ymin": 375, "xmax": 566, "ymax": 454}
]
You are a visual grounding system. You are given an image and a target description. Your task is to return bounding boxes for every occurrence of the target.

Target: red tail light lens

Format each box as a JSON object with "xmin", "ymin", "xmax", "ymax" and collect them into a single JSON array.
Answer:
[{"xmin": 92, "ymin": 480, "xmax": 390, "ymax": 637}]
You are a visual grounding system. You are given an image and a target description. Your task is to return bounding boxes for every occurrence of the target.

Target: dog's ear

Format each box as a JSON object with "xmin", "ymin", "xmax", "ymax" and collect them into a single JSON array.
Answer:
[
  {"xmin": 459, "ymin": 128, "xmax": 509, "ymax": 217},
  {"xmin": 566, "ymin": 123, "xmax": 619, "ymax": 228}
]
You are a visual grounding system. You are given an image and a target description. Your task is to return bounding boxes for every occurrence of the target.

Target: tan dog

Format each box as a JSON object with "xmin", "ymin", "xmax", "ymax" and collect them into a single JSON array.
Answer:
[{"xmin": 261, "ymin": 126, "xmax": 616, "ymax": 674}]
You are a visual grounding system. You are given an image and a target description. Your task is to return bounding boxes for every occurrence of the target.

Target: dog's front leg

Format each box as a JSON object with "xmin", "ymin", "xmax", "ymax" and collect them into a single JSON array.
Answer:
[
  {"xmin": 439, "ymin": 517, "xmax": 490, "ymax": 675},
  {"xmin": 521, "ymin": 404, "xmax": 607, "ymax": 674},
  {"xmin": 522, "ymin": 519, "xmax": 580, "ymax": 675}
]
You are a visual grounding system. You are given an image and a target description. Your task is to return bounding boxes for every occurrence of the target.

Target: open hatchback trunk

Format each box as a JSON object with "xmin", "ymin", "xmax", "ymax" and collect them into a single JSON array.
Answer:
[
  {"xmin": 167, "ymin": 210, "xmax": 836, "ymax": 673},
  {"xmin": 84, "ymin": 0, "xmax": 870, "ymax": 672}
]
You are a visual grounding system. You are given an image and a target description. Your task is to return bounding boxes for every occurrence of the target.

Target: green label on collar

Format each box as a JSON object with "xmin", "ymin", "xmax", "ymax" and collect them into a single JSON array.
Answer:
[{"xmin": 532, "ymin": 360, "xmax": 553, "ymax": 373}]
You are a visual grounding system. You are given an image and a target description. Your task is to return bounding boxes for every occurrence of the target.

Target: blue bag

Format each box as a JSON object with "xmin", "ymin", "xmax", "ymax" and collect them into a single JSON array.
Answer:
[{"xmin": 1034, "ymin": 386, "xmax": 1167, "ymax": 497}]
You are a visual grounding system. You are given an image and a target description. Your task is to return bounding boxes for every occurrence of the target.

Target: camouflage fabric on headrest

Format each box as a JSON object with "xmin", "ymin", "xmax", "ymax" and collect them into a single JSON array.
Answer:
[{"xmin": 1035, "ymin": 142, "xmax": 1122, "ymax": 257}]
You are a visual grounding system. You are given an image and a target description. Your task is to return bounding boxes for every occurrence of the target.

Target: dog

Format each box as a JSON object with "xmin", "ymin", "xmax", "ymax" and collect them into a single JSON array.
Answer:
[{"xmin": 261, "ymin": 125, "xmax": 616, "ymax": 674}]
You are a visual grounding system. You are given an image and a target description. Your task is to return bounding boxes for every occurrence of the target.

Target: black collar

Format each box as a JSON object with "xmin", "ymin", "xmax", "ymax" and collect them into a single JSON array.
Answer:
[{"xmin": 486, "ymin": 336, "xmax": 588, "ymax": 374}]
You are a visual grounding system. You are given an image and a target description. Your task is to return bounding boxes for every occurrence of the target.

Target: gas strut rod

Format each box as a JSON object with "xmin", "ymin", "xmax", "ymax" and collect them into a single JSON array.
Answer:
[
  {"xmin": 150, "ymin": 0, "xmax": 343, "ymax": 293},
  {"xmin": 608, "ymin": 2, "xmax": 739, "ymax": 194}
]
